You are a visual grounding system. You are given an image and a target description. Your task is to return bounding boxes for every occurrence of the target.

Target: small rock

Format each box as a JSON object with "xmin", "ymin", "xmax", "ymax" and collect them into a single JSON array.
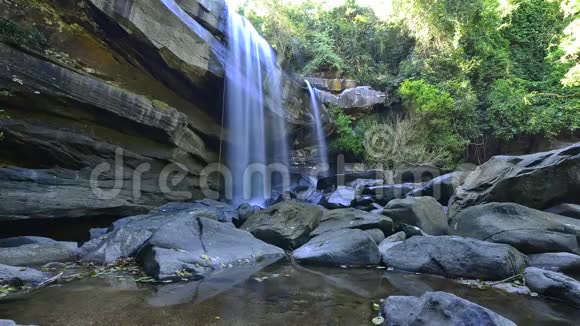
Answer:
[
  {"xmin": 0, "ymin": 242, "xmax": 77, "ymax": 266},
  {"xmin": 381, "ymin": 292, "xmax": 516, "ymax": 326},
  {"xmin": 0, "ymin": 263, "xmax": 48, "ymax": 286}
]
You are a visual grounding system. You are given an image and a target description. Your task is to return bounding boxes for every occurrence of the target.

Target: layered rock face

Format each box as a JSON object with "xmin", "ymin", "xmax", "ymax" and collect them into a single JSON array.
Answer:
[{"xmin": 0, "ymin": 0, "xmax": 310, "ymax": 224}]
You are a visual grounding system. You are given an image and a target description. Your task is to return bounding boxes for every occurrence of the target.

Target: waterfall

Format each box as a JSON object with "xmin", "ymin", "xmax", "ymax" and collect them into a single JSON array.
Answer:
[
  {"xmin": 305, "ymin": 80, "xmax": 328, "ymax": 167},
  {"xmin": 225, "ymin": 10, "xmax": 289, "ymax": 206}
]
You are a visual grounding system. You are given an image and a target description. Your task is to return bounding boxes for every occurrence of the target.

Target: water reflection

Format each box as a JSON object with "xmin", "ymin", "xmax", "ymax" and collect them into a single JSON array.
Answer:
[{"xmin": 0, "ymin": 263, "xmax": 578, "ymax": 325}]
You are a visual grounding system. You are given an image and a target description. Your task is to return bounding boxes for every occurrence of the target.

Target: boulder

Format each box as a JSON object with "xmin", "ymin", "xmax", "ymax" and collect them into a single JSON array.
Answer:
[
  {"xmin": 80, "ymin": 208, "xmax": 284, "ymax": 280},
  {"xmin": 383, "ymin": 197, "xmax": 448, "ymax": 235},
  {"xmin": 397, "ymin": 224, "xmax": 428, "ymax": 238},
  {"xmin": 406, "ymin": 172, "xmax": 470, "ymax": 205},
  {"xmin": 385, "ymin": 231, "xmax": 406, "ymax": 242},
  {"xmin": 0, "ymin": 236, "xmax": 56, "ymax": 248},
  {"xmin": 321, "ymin": 186, "xmax": 356, "ymax": 209},
  {"xmin": 449, "ymin": 143, "xmax": 580, "ymax": 216},
  {"xmin": 0, "ymin": 242, "xmax": 77, "ymax": 266},
  {"xmin": 524, "ymin": 267, "xmax": 580, "ymax": 306},
  {"xmin": 364, "ymin": 229, "xmax": 386, "ymax": 244},
  {"xmin": 362, "ymin": 184, "xmax": 417, "ymax": 206},
  {"xmin": 293, "ymin": 229, "xmax": 381, "ymax": 266},
  {"xmin": 303, "ymin": 77, "xmax": 357, "ymax": 93},
  {"xmin": 528, "ymin": 253, "xmax": 580, "ymax": 273},
  {"xmin": 545, "ymin": 204, "xmax": 580, "ymax": 219},
  {"xmin": 378, "ymin": 240, "xmax": 403, "ymax": 254},
  {"xmin": 311, "ymin": 208, "xmax": 392, "ymax": 238},
  {"xmin": 318, "ymin": 86, "xmax": 386, "ymax": 111},
  {"xmin": 381, "ymin": 292, "xmax": 516, "ymax": 326},
  {"xmin": 316, "ymin": 170, "xmax": 384, "ymax": 191},
  {"xmin": 241, "ymin": 201, "xmax": 323, "ymax": 249},
  {"xmin": 450, "ymin": 203, "xmax": 580, "ymax": 254},
  {"xmin": 381, "ymin": 236, "xmax": 528, "ymax": 281},
  {"xmin": 0, "ymin": 264, "xmax": 48, "ymax": 286},
  {"xmin": 139, "ymin": 216, "xmax": 285, "ymax": 280}
]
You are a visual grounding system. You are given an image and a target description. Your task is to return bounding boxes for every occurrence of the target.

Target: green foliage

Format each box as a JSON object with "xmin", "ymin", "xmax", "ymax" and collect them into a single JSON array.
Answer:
[
  {"xmin": 240, "ymin": 0, "xmax": 580, "ymax": 166},
  {"xmin": 0, "ymin": 18, "xmax": 46, "ymax": 50},
  {"xmin": 398, "ymin": 79, "xmax": 480, "ymax": 164},
  {"xmin": 240, "ymin": 0, "xmax": 414, "ymax": 87},
  {"xmin": 328, "ymin": 106, "xmax": 365, "ymax": 158}
]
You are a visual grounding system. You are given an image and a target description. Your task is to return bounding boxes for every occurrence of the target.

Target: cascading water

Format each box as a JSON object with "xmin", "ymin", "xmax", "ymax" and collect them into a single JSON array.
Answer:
[
  {"xmin": 225, "ymin": 9, "xmax": 290, "ymax": 205},
  {"xmin": 305, "ymin": 80, "xmax": 328, "ymax": 167}
]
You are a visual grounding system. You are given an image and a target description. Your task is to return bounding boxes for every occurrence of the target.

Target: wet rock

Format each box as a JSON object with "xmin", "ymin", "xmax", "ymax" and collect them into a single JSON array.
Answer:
[
  {"xmin": 0, "ymin": 242, "xmax": 77, "ymax": 266},
  {"xmin": 449, "ymin": 143, "xmax": 580, "ymax": 216},
  {"xmin": 311, "ymin": 208, "xmax": 393, "ymax": 238},
  {"xmin": 321, "ymin": 186, "xmax": 356, "ymax": 209},
  {"xmin": 364, "ymin": 229, "xmax": 386, "ymax": 244},
  {"xmin": 450, "ymin": 203, "xmax": 579, "ymax": 254},
  {"xmin": 139, "ymin": 216, "xmax": 284, "ymax": 280},
  {"xmin": 381, "ymin": 236, "xmax": 528, "ymax": 281},
  {"xmin": 378, "ymin": 240, "xmax": 403, "ymax": 254},
  {"xmin": 316, "ymin": 170, "xmax": 384, "ymax": 192},
  {"xmin": 361, "ymin": 184, "xmax": 417, "ymax": 206},
  {"xmin": 0, "ymin": 264, "xmax": 48, "ymax": 286},
  {"xmin": 406, "ymin": 172, "xmax": 470, "ymax": 205},
  {"xmin": 381, "ymin": 292, "xmax": 516, "ymax": 326},
  {"xmin": 0, "ymin": 236, "xmax": 56, "ymax": 248},
  {"xmin": 383, "ymin": 197, "xmax": 448, "ymax": 235},
  {"xmin": 293, "ymin": 229, "xmax": 381, "ymax": 266},
  {"xmin": 241, "ymin": 201, "xmax": 323, "ymax": 249},
  {"xmin": 524, "ymin": 267, "xmax": 580, "ymax": 306},
  {"xmin": 545, "ymin": 204, "xmax": 580, "ymax": 219},
  {"xmin": 528, "ymin": 253, "xmax": 580, "ymax": 273}
]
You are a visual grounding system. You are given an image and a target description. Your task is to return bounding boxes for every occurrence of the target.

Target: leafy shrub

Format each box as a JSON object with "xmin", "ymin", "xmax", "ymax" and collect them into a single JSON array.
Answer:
[{"xmin": 328, "ymin": 107, "xmax": 365, "ymax": 158}]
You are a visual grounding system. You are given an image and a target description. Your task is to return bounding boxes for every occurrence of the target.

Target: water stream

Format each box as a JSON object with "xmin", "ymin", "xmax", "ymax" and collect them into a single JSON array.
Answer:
[{"xmin": 305, "ymin": 80, "xmax": 329, "ymax": 167}]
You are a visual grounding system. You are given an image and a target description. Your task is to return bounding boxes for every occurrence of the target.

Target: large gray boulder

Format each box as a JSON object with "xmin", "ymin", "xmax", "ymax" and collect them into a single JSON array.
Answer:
[
  {"xmin": 546, "ymin": 203, "xmax": 580, "ymax": 219},
  {"xmin": 449, "ymin": 143, "xmax": 580, "ymax": 216},
  {"xmin": 80, "ymin": 208, "xmax": 284, "ymax": 280},
  {"xmin": 151, "ymin": 199, "xmax": 239, "ymax": 225},
  {"xmin": 0, "ymin": 264, "xmax": 48, "ymax": 286},
  {"xmin": 450, "ymin": 203, "xmax": 580, "ymax": 254},
  {"xmin": 316, "ymin": 170, "xmax": 384, "ymax": 192},
  {"xmin": 293, "ymin": 229, "xmax": 381, "ymax": 266},
  {"xmin": 0, "ymin": 242, "xmax": 77, "ymax": 266},
  {"xmin": 406, "ymin": 172, "xmax": 470, "ymax": 205},
  {"xmin": 383, "ymin": 197, "xmax": 448, "ymax": 235},
  {"xmin": 381, "ymin": 236, "xmax": 528, "ymax": 281},
  {"xmin": 241, "ymin": 201, "xmax": 323, "ymax": 249},
  {"xmin": 139, "ymin": 216, "xmax": 285, "ymax": 280},
  {"xmin": 318, "ymin": 86, "xmax": 385, "ymax": 111},
  {"xmin": 381, "ymin": 292, "xmax": 516, "ymax": 326},
  {"xmin": 524, "ymin": 267, "xmax": 580, "ymax": 306},
  {"xmin": 528, "ymin": 253, "xmax": 580, "ymax": 273},
  {"xmin": 311, "ymin": 208, "xmax": 393, "ymax": 238}
]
